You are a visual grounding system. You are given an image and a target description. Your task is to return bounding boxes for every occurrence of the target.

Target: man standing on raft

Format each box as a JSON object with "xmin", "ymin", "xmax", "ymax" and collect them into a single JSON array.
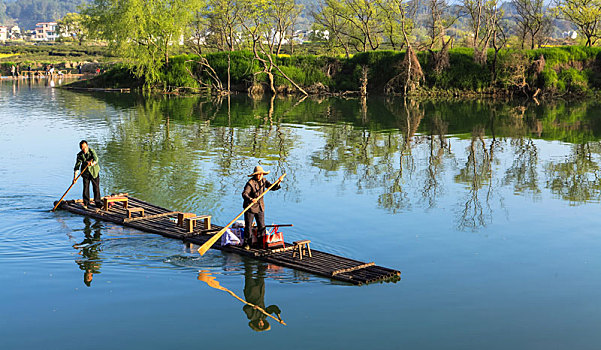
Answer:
[
  {"xmin": 242, "ymin": 166, "xmax": 282, "ymax": 249},
  {"xmin": 73, "ymin": 140, "xmax": 101, "ymax": 209}
]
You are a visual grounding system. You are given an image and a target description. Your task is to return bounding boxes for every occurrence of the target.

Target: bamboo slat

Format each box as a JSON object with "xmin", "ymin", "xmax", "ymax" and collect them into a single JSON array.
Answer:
[{"xmin": 57, "ymin": 196, "xmax": 401, "ymax": 285}]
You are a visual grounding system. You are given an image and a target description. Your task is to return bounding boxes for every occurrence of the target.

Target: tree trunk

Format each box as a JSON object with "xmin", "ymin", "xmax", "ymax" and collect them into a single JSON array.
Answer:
[
  {"xmin": 227, "ymin": 52, "xmax": 231, "ymax": 92},
  {"xmin": 267, "ymin": 71, "xmax": 276, "ymax": 94}
]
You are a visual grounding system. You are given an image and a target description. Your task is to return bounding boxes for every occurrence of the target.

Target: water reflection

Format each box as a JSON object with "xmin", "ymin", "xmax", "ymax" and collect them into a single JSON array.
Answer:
[
  {"xmin": 546, "ymin": 143, "xmax": 601, "ymax": 204},
  {"xmin": 197, "ymin": 260, "xmax": 285, "ymax": 332},
  {"xmin": 51, "ymin": 90, "xmax": 601, "ymax": 229},
  {"xmin": 73, "ymin": 217, "xmax": 103, "ymax": 287},
  {"xmin": 242, "ymin": 260, "xmax": 283, "ymax": 332}
]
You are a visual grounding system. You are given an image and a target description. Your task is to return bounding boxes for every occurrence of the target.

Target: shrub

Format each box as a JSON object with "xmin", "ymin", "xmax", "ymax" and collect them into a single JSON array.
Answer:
[
  {"xmin": 160, "ymin": 54, "xmax": 200, "ymax": 89},
  {"xmin": 539, "ymin": 68, "xmax": 562, "ymax": 91},
  {"xmin": 558, "ymin": 68, "xmax": 589, "ymax": 93}
]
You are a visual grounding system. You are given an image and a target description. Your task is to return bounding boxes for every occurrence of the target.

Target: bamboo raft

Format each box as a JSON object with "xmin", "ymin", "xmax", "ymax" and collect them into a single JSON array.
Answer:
[{"xmin": 55, "ymin": 195, "xmax": 401, "ymax": 285}]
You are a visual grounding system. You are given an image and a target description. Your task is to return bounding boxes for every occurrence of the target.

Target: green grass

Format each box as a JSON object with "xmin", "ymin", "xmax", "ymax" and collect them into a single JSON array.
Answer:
[{"xmin": 62, "ymin": 45, "xmax": 601, "ymax": 96}]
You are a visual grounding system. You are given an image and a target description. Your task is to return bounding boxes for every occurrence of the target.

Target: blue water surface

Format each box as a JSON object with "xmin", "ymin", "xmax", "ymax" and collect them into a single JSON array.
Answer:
[{"xmin": 1, "ymin": 79, "xmax": 601, "ymax": 349}]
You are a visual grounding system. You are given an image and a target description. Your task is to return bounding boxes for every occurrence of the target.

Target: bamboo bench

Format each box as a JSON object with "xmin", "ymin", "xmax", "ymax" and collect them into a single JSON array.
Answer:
[
  {"xmin": 177, "ymin": 212, "xmax": 196, "ymax": 227},
  {"xmin": 126, "ymin": 207, "xmax": 145, "ymax": 218},
  {"xmin": 102, "ymin": 196, "xmax": 128, "ymax": 211},
  {"xmin": 293, "ymin": 240, "xmax": 312, "ymax": 260},
  {"xmin": 183, "ymin": 215, "xmax": 212, "ymax": 233}
]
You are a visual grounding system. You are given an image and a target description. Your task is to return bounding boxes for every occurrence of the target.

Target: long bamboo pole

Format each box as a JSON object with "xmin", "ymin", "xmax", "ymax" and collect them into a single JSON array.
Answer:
[
  {"xmin": 52, "ymin": 163, "xmax": 89, "ymax": 212},
  {"xmin": 197, "ymin": 270, "xmax": 286, "ymax": 326},
  {"xmin": 197, "ymin": 173, "xmax": 286, "ymax": 256}
]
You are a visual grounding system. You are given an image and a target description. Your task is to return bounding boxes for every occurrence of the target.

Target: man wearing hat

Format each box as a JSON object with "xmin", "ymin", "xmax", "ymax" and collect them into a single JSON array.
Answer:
[
  {"xmin": 242, "ymin": 165, "xmax": 282, "ymax": 249},
  {"xmin": 243, "ymin": 261, "xmax": 281, "ymax": 332}
]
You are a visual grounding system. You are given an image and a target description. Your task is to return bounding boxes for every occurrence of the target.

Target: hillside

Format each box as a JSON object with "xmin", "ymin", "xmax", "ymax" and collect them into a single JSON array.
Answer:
[{"xmin": 0, "ymin": 0, "xmax": 87, "ymax": 30}]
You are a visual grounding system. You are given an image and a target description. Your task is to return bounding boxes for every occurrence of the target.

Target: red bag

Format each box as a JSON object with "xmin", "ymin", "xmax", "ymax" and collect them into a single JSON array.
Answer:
[{"xmin": 263, "ymin": 225, "xmax": 285, "ymax": 249}]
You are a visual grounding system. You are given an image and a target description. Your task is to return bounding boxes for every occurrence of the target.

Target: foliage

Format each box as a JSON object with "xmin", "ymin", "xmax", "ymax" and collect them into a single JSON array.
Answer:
[
  {"xmin": 558, "ymin": 68, "xmax": 589, "ymax": 93},
  {"xmin": 0, "ymin": 43, "xmax": 111, "ymax": 64},
  {"xmin": 66, "ymin": 65, "xmax": 143, "ymax": 88},
  {"xmin": 4, "ymin": 0, "xmax": 85, "ymax": 30},
  {"xmin": 57, "ymin": 12, "xmax": 90, "ymax": 45},
  {"xmin": 553, "ymin": 0, "xmax": 601, "ymax": 47},
  {"xmin": 60, "ymin": 45, "xmax": 601, "ymax": 97},
  {"xmin": 529, "ymin": 46, "xmax": 601, "ymax": 66},
  {"xmin": 84, "ymin": 0, "xmax": 204, "ymax": 87}
]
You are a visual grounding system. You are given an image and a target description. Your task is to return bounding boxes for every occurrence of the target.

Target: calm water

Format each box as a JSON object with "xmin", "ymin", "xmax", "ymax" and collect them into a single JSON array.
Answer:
[{"xmin": 2, "ymin": 79, "xmax": 601, "ymax": 349}]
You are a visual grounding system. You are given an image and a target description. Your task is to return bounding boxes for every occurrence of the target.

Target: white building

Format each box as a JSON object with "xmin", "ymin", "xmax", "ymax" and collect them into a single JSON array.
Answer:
[
  {"xmin": 33, "ymin": 22, "xmax": 58, "ymax": 41},
  {"xmin": 562, "ymin": 31, "xmax": 578, "ymax": 40},
  {"xmin": 9, "ymin": 26, "xmax": 21, "ymax": 40},
  {"xmin": 0, "ymin": 26, "xmax": 8, "ymax": 41}
]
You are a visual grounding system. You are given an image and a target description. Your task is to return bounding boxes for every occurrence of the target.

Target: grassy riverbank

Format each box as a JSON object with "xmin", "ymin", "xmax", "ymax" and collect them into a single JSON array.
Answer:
[
  {"xmin": 0, "ymin": 44, "xmax": 115, "ymax": 75},
  {"xmin": 66, "ymin": 46, "xmax": 601, "ymax": 98}
]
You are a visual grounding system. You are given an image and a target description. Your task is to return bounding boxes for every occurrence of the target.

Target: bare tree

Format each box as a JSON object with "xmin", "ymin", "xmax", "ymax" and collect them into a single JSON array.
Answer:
[
  {"xmin": 382, "ymin": 0, "xmax": 423, "ymax": 95},
  {"xmin": 512, "ymin": 0, "xmax": 551, "ymax": 49},
  {"xmin": 267, "ymin": 0, "xmax": 303, "ymax": 55},
  {"xmin": 240, "ymin": 0, "xmax": 308, "ymax": 95},
  {"xmin": 425, "ymin": 0, "xmax": 457, "ymax": 50},
  {"xmin": 460, "ymin": 0, "xmax": 501, "ymax": 65}
]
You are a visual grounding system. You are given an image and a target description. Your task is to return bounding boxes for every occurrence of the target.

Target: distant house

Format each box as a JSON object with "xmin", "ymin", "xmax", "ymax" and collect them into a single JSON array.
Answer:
[
  {"xmin": 9, "ymin": 26, "xmax": 22, "ymax": 40},
  {"xmin": 562, "ymin": 31, "xmax": 578, "ymax": 40},
  {"xmin": 0, "ymin": 26, "xmax": 8, "ymax": 42},
  {"xmin": 33, "ymin": 22, "xmax": 58, "ymax": 41}
]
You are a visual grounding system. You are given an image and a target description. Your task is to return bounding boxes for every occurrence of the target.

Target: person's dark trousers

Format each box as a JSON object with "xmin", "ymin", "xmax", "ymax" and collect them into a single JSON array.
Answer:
[
  {"xmin": 244, "ymin": 211, "xmax": 265, "ymax": 245},
  {"xmin": 82, "ymin": 173, "xmax": 102, "ymax": 207}
]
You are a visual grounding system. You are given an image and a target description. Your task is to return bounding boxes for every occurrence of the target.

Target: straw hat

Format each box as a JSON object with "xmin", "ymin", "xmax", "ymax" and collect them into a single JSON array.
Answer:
[{"xmin": 248, "ymin": 165, "xmax": 270, "ymax": 177}]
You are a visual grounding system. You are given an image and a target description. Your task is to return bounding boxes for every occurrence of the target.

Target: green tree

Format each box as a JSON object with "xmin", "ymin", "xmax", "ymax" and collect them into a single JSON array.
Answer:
[
  {"xmin": 0, "ymin": 1, "xmax": 9, "ymax": 25},
  {"xmin": 57, "ymin": 12, "xmax": 90, "ymax": 45},
  {"xmin": 376, "ymin": 0, "xmax": 418, "ymax": 50},
  {"xmin": 424, "ymin": 0, "xmax": 456, "ymax": 50},
  {"xmin": 205, "ymin": 0, "xmax": 244, "ymax": 51},
  {"xmin": 267, "ymin": 0, "xmax": 303, "ymax": 55},
  {"xmin": 312, "ymin": 0, "xmax": 385, "ymax": 52},
  {"xmin": 239, "ymin": 0, "xmax": 308, "ymax": 95},
  {"xmin": 84, "ymin": 0, "xmax": 204, "ymax": 87},
  {"xmin": 312, "ymin": 0, "xmax": 354, "ymax": 56},
  {"xmin": 553, "ymin": 0, "xmax": 601, "ymax": 46}
]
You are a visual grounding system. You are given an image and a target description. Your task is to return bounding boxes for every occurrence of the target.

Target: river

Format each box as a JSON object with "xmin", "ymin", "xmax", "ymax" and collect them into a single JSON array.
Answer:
[{"xmin": 1, "ymin": 78, "xmax": 601, "ymax": 349}]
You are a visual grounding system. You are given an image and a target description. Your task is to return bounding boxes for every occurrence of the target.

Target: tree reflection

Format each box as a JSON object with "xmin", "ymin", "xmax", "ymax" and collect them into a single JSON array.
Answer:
[
  {"xmin": 546, "ymin": 142, "xmax": 601, "ymax": 204},
  {"xmin": 376, "ymin": 98, "xmax": 423, "ymax": 213},
  {"xmin": 454, "ymin": 126, "xmax": 494, "ymax": 231},
  {"xmin": 56, "ymin": 91, "xmax": 601, "ymax": 231},
  {"xmin": 421, "ymin": 115, "xmax": 450, "ymax": 208},
  {"xmin": 94, "ymin": 95, "xmax": 305, "ymax": 212}
]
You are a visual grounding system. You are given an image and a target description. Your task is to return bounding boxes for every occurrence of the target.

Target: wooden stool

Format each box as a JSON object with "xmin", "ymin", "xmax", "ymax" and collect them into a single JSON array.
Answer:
[
  {"xmin": 103, "ymin": 196, "xmax": 128, "ymax": 211},
  {"xmin": 177, "ymin": 212, "xmax": 196, "ymax": 227},
  {"xmin": 184, "ymin": 215, "xmax": 212, "ymax": 233},
  {"xmin": 126, "ymin": 207, "xmax": 144, "ymax": 218},
  {"xmin": 293, "ymin": 240, "xmax": 312, "ymax": 260}
]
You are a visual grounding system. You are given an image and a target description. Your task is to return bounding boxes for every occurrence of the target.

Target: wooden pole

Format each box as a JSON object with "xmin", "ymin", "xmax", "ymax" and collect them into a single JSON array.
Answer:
[
  {"xmin": 197, "ymin": 173, "xmax": 286, "ymax": 256},
  {"xmin": 197, "ymin": 270, "xmax": 286, "ymax": 325},
  {"xmin": 52, "ymin": 163, "xmax": 89, "ymax": 212}
]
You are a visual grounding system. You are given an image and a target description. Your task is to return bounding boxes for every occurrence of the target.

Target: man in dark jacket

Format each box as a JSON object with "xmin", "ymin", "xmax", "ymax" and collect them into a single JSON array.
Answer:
[
  {"xmin": 242, "ymin": 165, "xmax": 283, "ymax": 248},
  {"xmin": 73, "ymin": 140, "xmax": 101, "ymax": 209},
  {"xmin": 243, "ymin": 261, "xmax": 281, "ymax": 332}
]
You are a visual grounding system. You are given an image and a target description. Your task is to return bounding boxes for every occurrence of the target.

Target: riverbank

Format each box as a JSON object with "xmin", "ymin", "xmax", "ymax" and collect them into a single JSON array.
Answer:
[
  {"xmin": 64, "ymin": 46, "xmax": 601, "ymax": 99},
  {"xmin": 0, "ymin": 44, "xmax": 116, "ymax": 76}
]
